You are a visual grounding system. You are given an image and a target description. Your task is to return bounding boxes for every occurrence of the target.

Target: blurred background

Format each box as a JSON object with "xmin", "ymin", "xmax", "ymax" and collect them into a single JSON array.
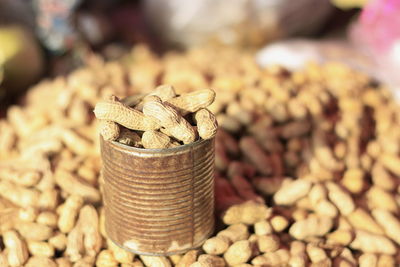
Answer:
[{"xmin": 0, "ymin": 0, "xmax": 398, "ymax": 112}]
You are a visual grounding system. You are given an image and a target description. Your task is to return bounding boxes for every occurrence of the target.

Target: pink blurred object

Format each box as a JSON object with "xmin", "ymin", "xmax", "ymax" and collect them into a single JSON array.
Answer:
[
  {"xmin": 356, "ymin": 0, "xmax": 400, "ymax": 53},
  {"xmin": 351, "ymin": 0, "xmax": 400, "ymax": 96}
]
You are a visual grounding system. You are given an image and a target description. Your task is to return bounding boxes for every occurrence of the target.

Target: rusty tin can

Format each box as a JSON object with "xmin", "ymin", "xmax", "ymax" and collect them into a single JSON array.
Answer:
[{"xmin": 100, "ymin": 137, "xmax": 215, "ymax": 256}]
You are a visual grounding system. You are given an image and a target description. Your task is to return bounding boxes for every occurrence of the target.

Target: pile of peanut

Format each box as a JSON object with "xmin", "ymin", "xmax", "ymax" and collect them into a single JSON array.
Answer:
[
  {"xmin": 93, "ymin": 86, "xmax": 217, "ymax": 149},
  {"xmin": 0, "ymin": 44, "xmax": 400, "ymax": 266}
]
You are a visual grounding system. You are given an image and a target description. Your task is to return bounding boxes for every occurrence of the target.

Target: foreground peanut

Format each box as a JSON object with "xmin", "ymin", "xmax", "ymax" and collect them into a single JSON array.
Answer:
[{"xmin": 94, "ymin": 96, "xmax": 160, "ymax": 131}]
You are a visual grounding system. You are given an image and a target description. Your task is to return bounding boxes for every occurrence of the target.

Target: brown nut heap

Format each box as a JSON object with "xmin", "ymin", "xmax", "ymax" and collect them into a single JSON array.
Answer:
[
  {"xmin": 94, "ymin": 85, "xmax": 217, "ymax": 149},
  {"xmin": 1, "ymin": 44, "xmax": 400, "ymax": 266}
]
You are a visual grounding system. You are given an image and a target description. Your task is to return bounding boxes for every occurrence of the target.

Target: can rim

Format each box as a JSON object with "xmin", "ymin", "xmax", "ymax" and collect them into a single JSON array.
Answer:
[{"xmin": 108, "ymin": 137, "xmax": 211, "ymax": 154}]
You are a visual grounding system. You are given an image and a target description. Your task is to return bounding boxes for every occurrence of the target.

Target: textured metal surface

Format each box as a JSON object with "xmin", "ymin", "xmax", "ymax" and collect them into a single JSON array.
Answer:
[{"xmin": 100, "ymin": 137, "xmax": 215, "ymax": 255}]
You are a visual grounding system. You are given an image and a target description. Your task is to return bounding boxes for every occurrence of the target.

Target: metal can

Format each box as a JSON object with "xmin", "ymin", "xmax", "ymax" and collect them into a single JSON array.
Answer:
[{"xmin": 100, "ymin": 137, "xmax": 215, "ymax": 255}]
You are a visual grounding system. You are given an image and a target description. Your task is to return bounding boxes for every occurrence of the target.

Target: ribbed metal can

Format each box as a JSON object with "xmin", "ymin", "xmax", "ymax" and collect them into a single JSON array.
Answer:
[{"xmin": 100, "ymin": 137, "xmax": 215, "ymax": 256}]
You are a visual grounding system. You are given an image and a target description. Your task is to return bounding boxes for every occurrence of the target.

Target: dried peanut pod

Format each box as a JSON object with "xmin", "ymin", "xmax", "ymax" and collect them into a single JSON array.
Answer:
[
  {"xmin": 140, "ymin": 255, "xmax": 172, "ymax": 267},
  {"xmin": 252, "ymin": 249, "xmax": 290, "ymax": 266},
  {"xmin": 217, "ymin": 224, "xmax": 249, "ymax": 243},
  {"xmin": 58, "ymin": 195, "xmax": 84, "ymax": 233},
  {"xmin": 25, "ymin": 256, "xmax": 57, "ymax": 267},
  {"xmin": 176, "ymin": 250, "xmax": 199, "ymax": 267},
  {"xmin": 254, "ymin": 220, "xmax": 273, "ymax": 236},
  {"xmin": 341, "ymin": 168, "xmax": 365, "ymax": 194},
  {"xmin": 306, "ymin": 243, "xmax": 327, "ymax": 263},
  {"xmin": 48, "ymin": 232, "xmax": 67, "ymax": 251},
  {"xmin": 59, "ymin": 129, "xmax": 93, "ymax": 156},
  {"xmin": 18, "ymin": 207, "xmax": 38, "ymax": 222},
  {"xmin": 193, "ymin": 109, "xmax": 218, "ymax": 140},
  {"xmin": 326, "ymin": 229, "xmax": 354, "ymax": 246},
  {"xmin": 167, "ymin": 89, "xmax": 216, "ymax": 115},
  {"xmin": 0, "ymin": 252, "xmax": 7, "ymax": 267},
  {"xmin": 222, "ymin": 201, "xmax": 271, "ymax": 225},
  {"xmin": 3, "ymin": 230, "xmax": 29, "ymax": 267},
  {"xmin": 280, "ymin": 120, "xmax": 311, "ymax": 139},
  {"xmin": 270, "ymin": 215, "xmax": 289, "ymax": 232},
  {"xmin": 94, "ymin": 98, "xmax": 160, "ymax": 131},
  {"xmin": 121, "ymin": 93, "xmax": 147, "ymax": 107},
  {"xmin": 217, "ymin": 130, "xmax": 240, "ymax": 156},
  {"xmin": 326, "ymin": 182, "xmax": 355, "ymax": 215},
  {"xmin": 65, "ymin": 226, "xmax": 84, "ymax": 262},
  {"xmin": 347, "ymin": 208, "xmax": 384, "ymax": 235},
  {"xmin": 289, "ymin": 241, "xmax": 307, "ymax": 267},
  {"xmin": 0, "ymin": 180, "xmax": 40, "ymax": 208},
  {"xmin": 216, "ymin": 114, "xmax": 241, "ymax": 133},
  {"xmin": 366, "ymin": 186, "xmax": 398, "ymax": 212},
  {"xmin": 143, "ymin": 101, "xmax": 196, "ymax": 144},
  {"xmin": 77, "ymin": 205, "xmax": 102, "ymax": 257},
  {"xmin": 377, "ymin": 255, "xmax": 396, "ymax": 267},
  {"xmin": 224, "ymin": 240, "xmax": 252, "ymax": 266},
  {"xmin": 99, "ymin": 120, "xmax": 120, "ymax": 141},
  {"xmin": 274, "ymin": 179, "xmax": 312, "ymax": 205},
  {"xmin": 359, "ymin": 253, "xmax": 378, "ymax": 267},
  {"xmin": 27, "ymin": 241, "xmax": 55, "ymax": 257},
  {"xmin": 117, "ymin": 128, "xmax": 142, "ymax": 147},
  {"xmin": 150, "ymin": 84, "xmax": 177, "ymax": 101},
  {"xmin": 0, "ymin": 165, "xmax": 42, "ymax": 187},
  {"xmin": 143, "ymin": 100, "xmax": 181, "ymax": 127},
  {"xmin": 107, "ymin": 239, "xmax": 135, "ymax": 264},
  {"xmin": 96, "ymin": 250, "xmax": 119, "ymax": 267},
  {"xmin": 142, "ymin": 130, "xmax": 172, "ymax": 149},
  {"xmin": 36, "ymin": 211, "xmax": 58, "ymax": 228},
  {"xmin": 74, "ymin": 255, "xmax": 96, "ymax": 267},
  {"xmin": 125, "ymin": 260, "xmax": 145, "ymax": 267},
  {"xmin": 166, "ymin": 121, "xmax": 197, "ymax": 144},
  {"xmin": 202, "ymin": 236, "xmax": 230, "ymax": 255},
  {"xmin": 38, "ymin": 189, "xmax": 59, "ymax": 211},
  {"xmin": 252, "ymin": 176, "xmax": 284, "ymax": 196},
  {"xmin": 372, "ymin": 209, "xmax": 400, "ymax": 245},
  {"xmin": 289, "ymin": 216, "xmax": 333, "ymax": 240},
  {"xmin": 230, "ymin": 175, "xmax": 264, "ymax": 203},
  {"xmin": 289, "ymin": 254, "xmax": 307, "ymax": 267},
  {"xmin": 55, "ymin": 170, "xmax": 101, "ymax": 204},
  {"xmin": 226, "ymin": 101, "xmax": 253, "ymax": 125},
  {"xmin": 214, "ymin": 142, "xmax": 230, "ymax": 171},
  {"xmin": 371, "ymin": 163, "xmax": 396, "ymax": 191},
  {"xmin": 15, "ymin": 222, "xmax": 53, "ymax": 241},
  {"xmin": 335, "ymin": 247, "xmax": 357, "ymax": 267},
  {"xmin": 227, "ymin": 161, "xmax": 256, "ymax": 179},
  {"xmin": 197, "ymin": 255, "xmax": 225, "ymax": 267},
  {"xmin": 169, "ymin": 254, "xmax": 182, "ymax": 265},
  {"xmin": 0, "ymin": 121, "xmax": 16, "ymax": 157},
  {"xmin": 350, "ymin": 230, "xmax": 396, "ymax": 255},
  {"xmin": 380, "ymin": 153, "xmax": 400, "ymax": 176},
  {"xmin": 239, "ymin": 137, "xmax": 272, "ymax": 175},
  {"xmin": 315, "ymin": 200, "xmax": 338, "ymax": 218},
  {"xmin": 257, "ymin": 234, "xmax": 280, "ymax": 253},
  {"xmin": 134, "ymin": 95, "xmax": 162, "ymax": 111}
]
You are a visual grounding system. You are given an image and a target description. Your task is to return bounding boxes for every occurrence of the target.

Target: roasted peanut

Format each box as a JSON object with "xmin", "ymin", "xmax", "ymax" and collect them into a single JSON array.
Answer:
[
  {"xmin": 167, "ymin": 89, "xmax": 216, "ymax": 115},
  {"xmin": 193, "ymin": 109, "xmax": 218, "ymax": 140},
  {"xmin": 142, "ymin": 130, "xmax": 172, "ymax": 149},
  {"xmin": 94, "ymin": 96, "xmax": 160, "ymax": 131},
  {"xmin": 3, "ymin": 230, "xmax": 29, "ymax": 267},
  {"xmin": 224, "ymin": 240, "xmax": 252, "ymax": 266},
  {"xmin": 99, "ymin": 120, "xmax": 120, "ymax": 141},
  {"xmin": 143, "ymin": 100, "xmax": 196, "ymax": 144},
  {"xmin": 222, "ymin": 201, "xmax": 271, "ymax": 225}
]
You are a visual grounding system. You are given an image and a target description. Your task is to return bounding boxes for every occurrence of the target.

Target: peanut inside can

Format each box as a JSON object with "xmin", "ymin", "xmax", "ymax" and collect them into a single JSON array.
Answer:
[{"xmin": 100, "ymin": 136, "xmax": 215, "ymax": 256}]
